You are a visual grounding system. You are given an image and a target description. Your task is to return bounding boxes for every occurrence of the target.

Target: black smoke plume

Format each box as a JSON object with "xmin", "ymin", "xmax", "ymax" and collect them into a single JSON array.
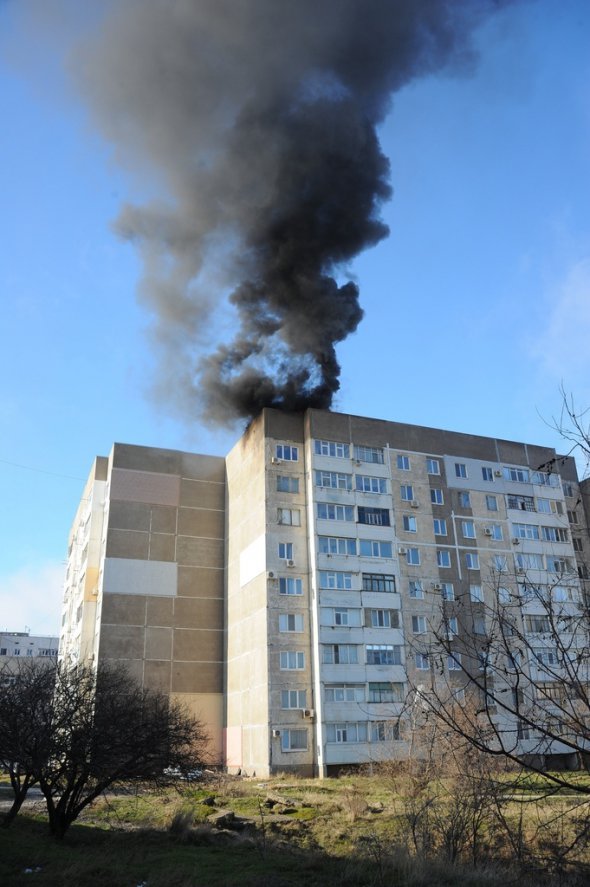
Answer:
[{"xmin": 74, "ymin": 0, "xmax": 511, "ymax": 424}]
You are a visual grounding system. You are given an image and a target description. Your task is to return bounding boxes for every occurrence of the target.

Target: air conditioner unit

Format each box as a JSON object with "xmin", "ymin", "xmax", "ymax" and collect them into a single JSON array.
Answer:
[
  {"xmin": 512, "ymin": 538, "xmax": 521, "ymax": 545},
  {"xmin": 432, "ymin": 583, "xmax": 442, "ymax": 590},
  {"xmin": 494, "ymin": 470, "xmax": 502, "ymax": 477},
  {"xmin": 410, "ymin": 500, "xmax": 420, "ymax": 508},
  {"xmin": 271, "ymin": 456, "xmax": 281, "ymax": 464},
  {"xmin": 272, "ymin": 729, "xmax": 281, "ymax": 737},
  {"xmin": 354, "ymin": 459, "xmax": 362, "ymax": 466},
  {"xmin": 398, "ymin": 547, "xmax": 408, "ymax": 555},
  {"xmin": 302, "ymin": 709, "xmax": 315, "ymax": 719},
  {"xmin": 287, "ymin": 559, "xmax": 295, "ymax": 568},
  {"xmin": 267, "ymin": 571, "xmax": 276, "ymax": 579},
  {"xmin": 516, "ymin": 567, "xmax": 525, "ymax": 574},
  {"xmin": 483, "ymin": 528, "xmax": 493, "ymax": 536}
]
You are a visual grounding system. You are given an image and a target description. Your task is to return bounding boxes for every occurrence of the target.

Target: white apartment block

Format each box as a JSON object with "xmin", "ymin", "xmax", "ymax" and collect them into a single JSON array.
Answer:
[{"xmin": 61, "ymin": 408, "xmax": 590, "ymax": 776}]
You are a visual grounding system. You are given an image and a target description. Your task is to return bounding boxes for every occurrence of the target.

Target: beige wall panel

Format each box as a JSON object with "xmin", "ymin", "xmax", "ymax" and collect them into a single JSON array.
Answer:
[
  {"xmin": 180, "ymin": 453, "xmax": 225, "ymax": 483},
  {"xmin": 174, "ymin": 596, "xmax": 223, "ymax": 630},
  {"xmin": 150, "ymin": 505, "xmax": 177, "ymax": 534},
  {"xmin": 172, "ymin": 692, "xmax": 224, "ymax": 762},
  {"xmin": 108, "ymin": 500, "xmax": 151, "ymax": 531},
  {"xmin": 99, "ymin": 625, "xmax": 145, "ymax": 659},
  {"xmin": 102, "ymin": 657, "xmax": 144, "ymax": 683},
  {"xmin": 112, "ymin": 444, "xmax": 181, "ymax": 475},
  {"xmin": 177, "ymin": 567, "xmax": 224, "ymax": 599},
  {"xmin": 177, "ymin": 507, "xmax": 224, "ymax": 539},
  {"xmin": 146, "ymin": 596, "xmax": 175, "ymax": 627},
  {"xmin": 111, "ymin": 468, "xmax": 180, "ymax": 506},
  {"xmin": 180, "ymin": 479, "xmax": 225, "ymax": 510},
  {"xmin": 149, "ymin": 533, "xmax": 176, "ymax": 562},
  {"xmin": 173, "ymin": 628, "xmax": 223, "ymax": 662},
  {"xmin": 106, "ymin": 528, "xmax": 149, "ymax": 560},
  {"xmin": 172, "ymin": 661, "xmax": 223, "ymax": 693},
  {"xmin": 177, "ymin": 536, "xmax": 224, "ymax": 568},
  {"xmin": 103, "ymin": 558, "xmax": 177, "ymax": 597},
  {"xmin": 144, "ymin": 659, "xmax": 172, "ymax": 693},
  {"xmin": 145, "ymin": 626, "xmax": 173, "ymax": 660},
  {"xmin": 101, "ymin": 593, "xmax": 146, "ymax": 625}
]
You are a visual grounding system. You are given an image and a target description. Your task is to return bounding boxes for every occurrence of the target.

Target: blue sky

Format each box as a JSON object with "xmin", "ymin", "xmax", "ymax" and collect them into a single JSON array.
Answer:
[{"xmin": 1, "ymin": 0, "xmax": 589, "ymax": 635}]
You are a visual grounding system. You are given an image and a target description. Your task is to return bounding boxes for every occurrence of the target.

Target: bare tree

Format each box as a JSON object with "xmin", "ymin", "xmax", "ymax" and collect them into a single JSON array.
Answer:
[{"xmin": 0, "ymin": 661, "xmax": 209, "ymax": 837}]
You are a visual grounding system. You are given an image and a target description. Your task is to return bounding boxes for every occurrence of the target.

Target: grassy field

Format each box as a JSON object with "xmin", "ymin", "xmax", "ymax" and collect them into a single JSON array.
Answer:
[{"xmin": 1, "ymin": 772, "xmax": 589, "ymax": 886}]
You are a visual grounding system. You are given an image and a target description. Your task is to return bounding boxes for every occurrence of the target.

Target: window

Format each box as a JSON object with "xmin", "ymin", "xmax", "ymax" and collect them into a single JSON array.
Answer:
[
  {"xmin": 281, "ymin": 689, "xmax": 307, "ymax": 709},
  {"xmin": 400, "ymin": 484, "xmax": 414, "ymax": 501},
  {"xmin": 371, "ymin": 721, "xmax": 401, "ymax": 742},
  {"xmin": 317, "ymin": 503, "xmax": 354, "ymax": 522},
  {"xmin": 470, "ymin": 584, "xmax": 484, "ymax": 602},
  {"xmin": 431, "ymin": 488, "xmax": 444, "ymax": 505},
  {"xmin": 412, "ymin": 616, "xmax": 427, "ymax": 634},
  {"xmin": 441, "ymin": 582, "xmax": 454, "ymax": 601},
  {"xmin": 486, "ymin": 495, "xmax": 498, "ymax": 512},
  {"xmin": 462, "ymin": 520, "xmax": 476, "ymax": 538},
  {"xmin": 542, "ymin": 526, "xmax": 568, "ymax": 542},
  {"xmin": 513, "ymin": 522, "xmax": 539, "ymax": 540},
  {"xmin": 362, "ymin": 573, "xmax": 396, "ymax": 593},
  {"xmin": 573, "ymin": 537, "xmax": 583, "ymax": 552},
  {"xmin": 437, "ymin": 550, "xmax": 451, "ymax": 568},
  {"xmin": 333, "ymin": 608, "xmax": 351, "ymax": 626},
  {"xmin": 316, "ymin": 470, "xmax": 352, "ymax": 490},
  {"xmin": 278, "ymin": 542, "xmax": 293, "ymax": 560},
  {"xmin": 465, "ymin": 552, "xmax": 480, "ymax": 570},
  {"xmin": 356, "ymin": 475, "xmax": 387, "ymax": 493},
  {"xmin": 355, "ymin": 445, "xmax": 384, "ymax": 464},
  {"xmin": 279, "ymin": 613, "xmax": 304, "ymax": 632},
  {"xmin": 493, "ymin": 555, "xmax": 508, "ymax": 572},
  {"xmin": 358, "ymin": 506, "xmax": 390, "ymax": 526},
  {"xmin": 397, "ymin": 455, "xmax": 410, "ymax": 470},
  {"xmin": 281, "ymin": 729, "xmax": 307, "ymax": 751},
  {"xmin": 0, "ymin": 648, "xmax": 6, "ymax": 656},
  {"xmin": 326, "ymin": 722, "xmax": 367, "ymax": 743},
  {"xmin": 409, "ymin": 580, "xmax": 424, "ymax": 599},
  {"xmin": 504, "ymin": 466, "xmax": 529, "ymax": 483},
  {"xmin": 536, "ymin": 497, "xmax": 552, "ymax": 514},
  {"xmin": 516, "ymin": 722, "xmax": 532, "ymax": 742},
  {"xmin": 455, "ymin": 463, "xmax": 467, "ymax": 478},
  {"xmin": 277, "ymin": 475, "xmax": 299, "ymax": 493},
  {"xmin": 490, "ymin": 524, "xmax": 503, "ymax": 540},
  {"xmin": 482, "ymin": 467, "xmax": 494, "ymax": 481},
  {"xmin": 319, "ymin": 536, "xmax": 356, "ymax": 555},
  {"xmin": 403, "ymin": 515, "xmax": 417, "ymax": 532},
  {"xmin": 415, "ymin": 652, "xmax": 430, "ymax": 670},
  {"xmin": 516, "ymin": 552, "xmax": 544, "ymax": 570},
  {"xmin": 323, "ymin": 644, "xmax": 358, "ymax": 665},
  {"xmin": 368, "ymin": 682, "xmax": 404, "ymax": 703},
  {"xmin": 532, "ymin": 471, "xmax": 559, "ymax": 487},
  {"xmin": 367, "ymin": 644, "xmax": 401, "ymax": 665},
  {"xmin": 498, "ymin": 586, "xmax": 511, "ymax": 603},
  {"xmin": 280, "ymin": 651, "xmax": 305, "ymax": 670},
  {"xmin": 278, "ymin": 508, "xmax": 301, "ymax": 526},
  {"xmin": 568, "ymin": 509, "xmax": 579, "ymax": 524},
  {"xmin": 433, "ymin": 518, "xmax": 447, "ymax": 536},
  {"xmin": 507, "ymin": 494, "xmax": 535, "ymax": 512},
  {"xmin": 446, "ymin": 617, "xmax": 458, "ymax": 638},
  {"xmin": 315, "ymin": 439, "xmax": 349, "ymax": 458},
  {"xmin": 279, "ymin": 577, "xmax": 303, "ymax": 596},
  {"xmin": 547, "ymin": 556, "xmax": 573, "ymax": 574},
  {"xmin": 525, "ymin": 615, "xmax": 550, "ymax": 634},
  {"xmin": 276, "ymin": 444, "xmax": 298, "ymax": 461},
  {"xmin": 325, "ymin": 684, "xmax": 364, "ymax": 703},
  {"xmin": 427, "ymin": 458, "xmax": 440, "ymax": 475},
  {"xmin": 406, "ymin": 548, "xmax": 420, "ymax": 565},
  {"xmin": 360, "ymin": 539, "xmax": 393, "ymax": 558},
  {"xmin": 563, "ymin": 482, "xmax": 574, "ymax": 497},
  {"xmin": 474, "ymin": 616, "xmax": 486, "ymax": 634},
  {"xmin": 532, "ymin": 648, "xmax": 559, "ymax": 667},
  {"xmin": 459, "ymin": 491, "xmax": 471, "ymax": 508},
  {"xmin": 448, "ymin": 653, "xmax": 462, "ymax": 671},
  {"xmin": 319, "ymin": 571, "xmax": 353, "ymax": 590},
  {"xmin": 368, "ymin": 608, "xmax": 399, "ymax": 628}
]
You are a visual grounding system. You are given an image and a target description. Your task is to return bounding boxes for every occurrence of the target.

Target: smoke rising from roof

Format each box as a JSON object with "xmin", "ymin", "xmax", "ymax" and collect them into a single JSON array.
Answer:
[{"xmin": 74, "ymin": 0, "xmax": 510, "ymax": 425}]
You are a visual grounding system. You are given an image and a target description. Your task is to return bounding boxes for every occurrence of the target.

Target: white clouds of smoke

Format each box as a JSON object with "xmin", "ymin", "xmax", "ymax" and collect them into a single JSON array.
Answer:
[{"xmin": 72, "ymin": 0, "xmax": 512, "ymax": 424}]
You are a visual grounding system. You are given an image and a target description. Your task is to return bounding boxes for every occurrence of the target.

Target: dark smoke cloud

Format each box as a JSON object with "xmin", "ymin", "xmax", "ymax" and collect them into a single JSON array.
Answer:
[{"xmin": 73, "ymin": 0, "xmax": 512, "ymax": 425}]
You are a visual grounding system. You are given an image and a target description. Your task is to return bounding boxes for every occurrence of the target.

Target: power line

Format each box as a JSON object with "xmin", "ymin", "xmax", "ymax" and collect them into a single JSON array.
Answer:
[{"xmin": 0, "ymin": 458, "xmax": 85, "ymax": 482}]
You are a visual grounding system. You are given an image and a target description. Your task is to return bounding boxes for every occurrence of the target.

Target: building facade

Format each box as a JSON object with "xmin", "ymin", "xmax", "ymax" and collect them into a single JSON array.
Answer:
[
  {"xmin": 61, "ymin": 409, "xmax": 590, "ymax": 776},
  {"xmin": 0, "ymin": 631, "xmax": 59, "ymax": 667}
]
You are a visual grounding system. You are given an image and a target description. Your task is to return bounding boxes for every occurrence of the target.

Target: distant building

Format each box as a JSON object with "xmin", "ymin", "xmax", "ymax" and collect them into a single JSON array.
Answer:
[
  {"xmin": 60, "ymin": 408, "xmax": 590, "ymax": 775},
  {"xmin": 0, "ymin": 631, "xmax": 58, "ymax": 671}
]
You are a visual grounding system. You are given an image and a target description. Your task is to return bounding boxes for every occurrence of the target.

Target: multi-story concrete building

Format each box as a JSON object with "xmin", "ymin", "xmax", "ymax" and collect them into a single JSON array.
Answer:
[
  {"xmin": 61, "ymin": 408, "xmax": 590, "ymax": 776},
  {"xmin": 0, "ymin": 631, "xmax": 59, "ymax": 671}
]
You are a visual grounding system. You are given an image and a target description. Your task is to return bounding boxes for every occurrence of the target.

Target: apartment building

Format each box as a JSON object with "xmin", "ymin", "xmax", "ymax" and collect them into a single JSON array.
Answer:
[
  {"xmin": 0, "ymin": 631, "xmax": 59, "ymax": 669},
  {"xmin": 61, "ymin": 408, "xmax": 590, "ymax": 776}
]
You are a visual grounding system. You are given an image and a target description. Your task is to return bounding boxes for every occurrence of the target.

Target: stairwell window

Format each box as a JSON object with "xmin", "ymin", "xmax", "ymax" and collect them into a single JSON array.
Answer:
[
  {"xmin": 276, "ymin": 445, "xmax": 298, "ymax": 461},
  {"xmin": 281, "ymin": 729, "xmax": 307, "ymax": 751}
]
